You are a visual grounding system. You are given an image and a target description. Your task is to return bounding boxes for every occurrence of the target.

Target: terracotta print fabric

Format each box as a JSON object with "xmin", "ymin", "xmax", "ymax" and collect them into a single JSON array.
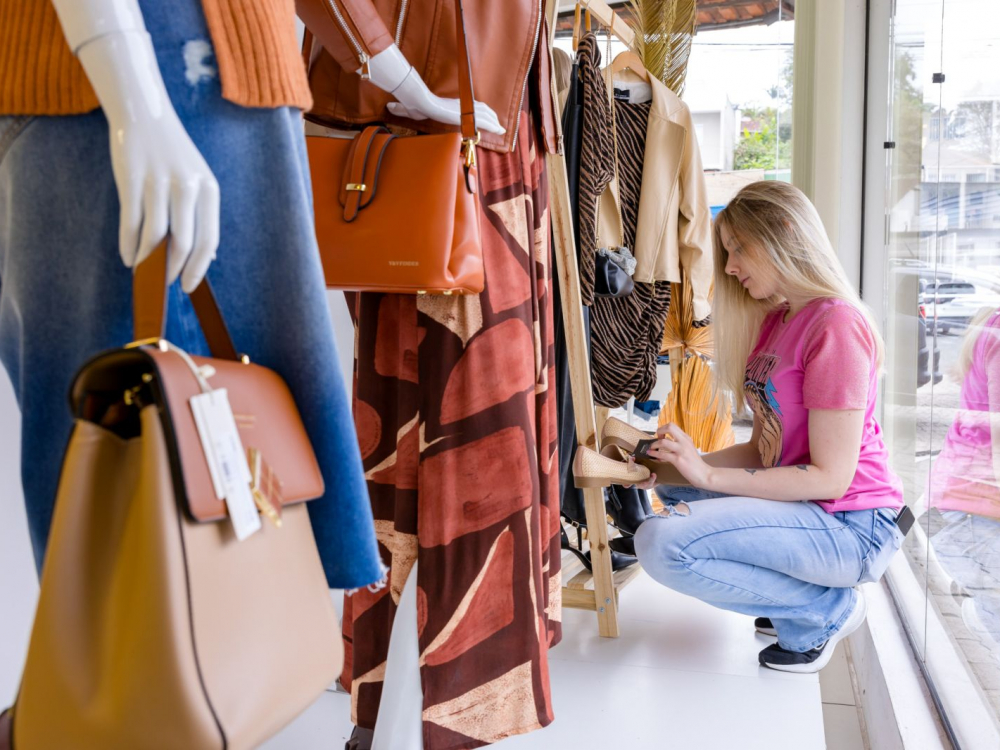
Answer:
[{"xmin": 340, "ymin": 106, "xmax": 562, "ymax": 750}]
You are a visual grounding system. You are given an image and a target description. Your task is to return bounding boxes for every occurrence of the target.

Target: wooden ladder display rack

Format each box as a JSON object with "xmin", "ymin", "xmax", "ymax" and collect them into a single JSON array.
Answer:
[{"xmin": 544, "ymin": 0, "xmax": 638, "ymax": 638}]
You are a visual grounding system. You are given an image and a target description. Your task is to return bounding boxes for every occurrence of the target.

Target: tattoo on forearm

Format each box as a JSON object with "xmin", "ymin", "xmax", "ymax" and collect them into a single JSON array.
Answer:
[
  {"xmin": 745, "ymin": 468, "xmax": 766, "ymax": 475},
  {"xmin": 796, "ymin": 465, "xmax": 809, "ymax": 471}
]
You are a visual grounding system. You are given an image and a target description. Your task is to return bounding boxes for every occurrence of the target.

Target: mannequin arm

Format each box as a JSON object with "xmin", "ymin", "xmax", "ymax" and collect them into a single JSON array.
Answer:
[
  {"xmin": 51, "ymin": 0, "xmax": 220, "ymax": 293},
  {"xmin": 296, "ymin": 0, "xmax": 504, "ymax": 134}
]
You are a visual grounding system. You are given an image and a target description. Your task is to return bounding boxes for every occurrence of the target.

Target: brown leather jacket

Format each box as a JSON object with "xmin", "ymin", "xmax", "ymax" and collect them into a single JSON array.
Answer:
[{"xmin": 296, "ymin": 0, "xmax": 559, "ymax": 154}]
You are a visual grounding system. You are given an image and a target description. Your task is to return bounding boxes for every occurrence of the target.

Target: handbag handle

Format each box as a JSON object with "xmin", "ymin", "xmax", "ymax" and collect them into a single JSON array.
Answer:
[
  {"xmin": 132, "ymin": 240, "xmax": 240, "ymax": 361},
  {"xmin": 453, "ymin": 0, "xmax": 478, "ymax": 143}
]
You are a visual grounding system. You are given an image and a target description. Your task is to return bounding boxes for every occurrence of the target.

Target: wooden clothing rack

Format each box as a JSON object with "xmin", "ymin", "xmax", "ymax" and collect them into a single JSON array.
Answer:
[{"xmin": 544, "ymin": 0, "xmax": 640, "ymax": 638}]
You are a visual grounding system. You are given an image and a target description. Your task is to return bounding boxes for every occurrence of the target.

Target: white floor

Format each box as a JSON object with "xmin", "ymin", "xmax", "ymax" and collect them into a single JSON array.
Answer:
[
  {"xmin": 256, "ymin": 568, "xmax": 828, "ymax": 750},
  {"xmin": 0, "ymin": 358, "xmax": 864, "ymax": 750}
]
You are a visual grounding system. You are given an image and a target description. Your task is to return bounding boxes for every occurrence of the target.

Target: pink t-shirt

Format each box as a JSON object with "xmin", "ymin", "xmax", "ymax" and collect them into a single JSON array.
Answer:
[
  {"xmin": 745, "ymin": 298, "xmax": 904, "ymax": 513},
  {"xmin": 929, "ymin": 309, "xmax": 1000, "ymax": 517}
]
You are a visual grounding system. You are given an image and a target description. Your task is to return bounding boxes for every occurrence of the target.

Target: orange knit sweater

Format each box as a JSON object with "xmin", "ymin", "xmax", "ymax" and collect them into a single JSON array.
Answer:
[{"xmin": 0, "ymin": 0, "xmax": 312, "ymax": 115}]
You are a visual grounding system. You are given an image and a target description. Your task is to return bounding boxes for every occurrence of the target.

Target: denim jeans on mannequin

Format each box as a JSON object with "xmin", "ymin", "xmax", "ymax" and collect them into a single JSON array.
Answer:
[
  {"xmin": 636, "ymin": 487, "xmax": 904, "ymax": 651},
  {"xmin": 0, "ymin": 0, "xmax": 384, "ymax": 590}
]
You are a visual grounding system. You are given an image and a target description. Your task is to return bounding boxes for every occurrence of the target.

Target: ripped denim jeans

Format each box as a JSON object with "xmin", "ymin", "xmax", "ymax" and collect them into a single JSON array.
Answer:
[
  {"xmin": 636, "ymin": 488, "xmax": 903, "ymax": 652},
  {"xmin": 0, "ymin": 0, "xmax": 386, "ymax": 591}
]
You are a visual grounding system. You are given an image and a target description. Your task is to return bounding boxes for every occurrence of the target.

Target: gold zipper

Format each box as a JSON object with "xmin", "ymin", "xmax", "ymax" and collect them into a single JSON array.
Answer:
[
  {"xmin": 395, "ymin": 0, "xmax": 411, "ymax": 46},
  {"xmin": 512, "ymin": 0, "xmax": 543, "ymax": 149},
  {"xmin": 326, "ymin": 0, "xmax": 371, "ymax": 79}
]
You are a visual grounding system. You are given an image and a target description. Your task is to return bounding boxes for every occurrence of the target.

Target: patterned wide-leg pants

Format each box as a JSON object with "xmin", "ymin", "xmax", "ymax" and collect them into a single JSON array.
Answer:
[{"xmin": 341, "ymin": 108, "xmax": 562, "ymax": 750}]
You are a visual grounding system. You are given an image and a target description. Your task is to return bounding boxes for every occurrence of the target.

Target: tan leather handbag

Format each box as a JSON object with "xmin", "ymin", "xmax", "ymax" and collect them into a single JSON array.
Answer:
[
  {"xmin": 305, "ymin": 0, "xmax": 484, "ymax": 296},
  {"xmin": 11, "ymin": 243, "xmax": 342, "ymax": 750}
]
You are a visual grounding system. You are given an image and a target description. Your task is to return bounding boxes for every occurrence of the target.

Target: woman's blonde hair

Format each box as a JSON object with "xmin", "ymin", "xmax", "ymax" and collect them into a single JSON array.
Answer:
[
  {"xmin": 952, "ymin": 306, "xmax": 1000, "ymax": 382},
  {"xmin": 712, "ymin": 181, "xmax": 885, "ymax": 412}
]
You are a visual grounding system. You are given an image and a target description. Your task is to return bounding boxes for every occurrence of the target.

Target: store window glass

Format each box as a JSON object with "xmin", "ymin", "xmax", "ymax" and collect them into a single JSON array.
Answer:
[
  {"xmin": 881, "ymin": 0, "xmax": 1000, "ymax": 738},
  {"xmin": 553, "ymin": 1, "xmax": 794, "ymax": 220},
  {"xmin": 684, "ymin": 3, "xmax": 793, "ymax": 214}
]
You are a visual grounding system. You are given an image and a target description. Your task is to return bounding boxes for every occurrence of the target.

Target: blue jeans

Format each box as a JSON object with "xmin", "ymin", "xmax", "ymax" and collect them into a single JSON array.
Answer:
[
  {"xmin": 0, "ymin": 1, "xmax": 384, "ymax": 590},
  {"xmin": 636, "ymin": 487, "xmax": 904, "ymax": 651}
]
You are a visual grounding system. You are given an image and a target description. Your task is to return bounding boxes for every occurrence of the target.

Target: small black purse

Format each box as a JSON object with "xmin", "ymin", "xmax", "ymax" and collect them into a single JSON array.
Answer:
[{"xmin": 595, "ymin": 246, "xmax": 636, "ymax": 297}]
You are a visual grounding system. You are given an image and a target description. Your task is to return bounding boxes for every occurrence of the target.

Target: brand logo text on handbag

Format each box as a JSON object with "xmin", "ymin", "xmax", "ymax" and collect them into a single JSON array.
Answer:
[{"xmin": 389, "ymin": 261, "xmax": 420, "ymax": 267}]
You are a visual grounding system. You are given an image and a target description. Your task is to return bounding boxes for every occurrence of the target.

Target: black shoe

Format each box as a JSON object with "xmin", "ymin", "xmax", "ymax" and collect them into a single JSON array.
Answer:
[
  {"xmin": 605, "ymin": 484, "xmax": 653, "ymax": 536},
  {"xmin": 758, "ymin": 591, "xmax": 868, "ymax": 674},
  {"xmin": 758, "ymin": 642, "xmax": 828, "ymax": 672},
  {"xmin": 755, "ymin": 617, "xmax": 777, "ymax": 636},
  {"xmin": 609, "ymin": 534, "xmax": 636, "ymax": 557},
  {"xmin": 561, "ymin": 525, "xmax": 638, "ymax": 572}
]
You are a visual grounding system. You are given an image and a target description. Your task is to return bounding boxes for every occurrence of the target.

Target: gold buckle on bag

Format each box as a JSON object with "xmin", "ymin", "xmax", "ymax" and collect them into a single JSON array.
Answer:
[{"xmin": 462, "ymin": 132, "xmax": 481, "ymax": 169}]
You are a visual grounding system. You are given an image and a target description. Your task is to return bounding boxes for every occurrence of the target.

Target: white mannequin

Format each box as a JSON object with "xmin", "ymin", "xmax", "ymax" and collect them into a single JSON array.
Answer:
[
  {"xmin": 53, "ymin": 3, "xmax": 502, "ymax": 749},
  {"xmin": 51, "ymin": 0, "xmax": 504, "ymax": 294},
  {"xmin": 51, "ymin": 0, "xmax": 220, "ymax": 293}
]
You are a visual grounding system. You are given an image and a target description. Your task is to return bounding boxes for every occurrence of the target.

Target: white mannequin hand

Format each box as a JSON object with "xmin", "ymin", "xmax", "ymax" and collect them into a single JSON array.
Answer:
[
  {"xmin": 52, "ymin": 0, "xmax": 220, "ymax": 293},
  {"xmin": 366, "ymin": 45, "xmax": 504, "ymax": 135}
]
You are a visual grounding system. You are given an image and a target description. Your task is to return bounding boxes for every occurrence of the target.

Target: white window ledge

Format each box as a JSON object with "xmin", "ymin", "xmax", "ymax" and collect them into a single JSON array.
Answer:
[{"xmin": 850, "ymin": 546, "xmax": 1000, "ymax": 749}]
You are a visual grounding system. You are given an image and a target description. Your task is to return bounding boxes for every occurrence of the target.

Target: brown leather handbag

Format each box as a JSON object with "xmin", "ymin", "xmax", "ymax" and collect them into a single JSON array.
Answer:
[
  {"xmin": 11, "ymin": 243, "xmax": 342, "ymax": 750},
  {"xmin": 305, "ymin": 0, "xmax": 484, "ymax": 295}
]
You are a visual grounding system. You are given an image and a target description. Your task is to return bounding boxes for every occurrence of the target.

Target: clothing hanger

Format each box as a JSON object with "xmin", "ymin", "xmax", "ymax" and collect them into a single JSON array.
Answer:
[
  {"xmin": 573, "ymin": 3, "xmax": 582, "ymax": 51},
  {"xmin": 607, "ymin": 6, "xmax": 649, "ymax": 85},
  {"xmin": 574, "ymin": 2, "xmax": 597, "ymax": 53},
  {"xmin": 610, "ymin": 49, "xmax": 650, "ymax": 83}
]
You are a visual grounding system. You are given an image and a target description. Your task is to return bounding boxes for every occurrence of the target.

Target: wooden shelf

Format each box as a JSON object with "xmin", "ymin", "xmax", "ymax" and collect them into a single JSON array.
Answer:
[
  {"xmin": 545, "ymin": 0, "xmax": 636, "ymax": 637},
  {"xmin": 561, "ymin": 548, "xmax": 643, "ymax": 613}
]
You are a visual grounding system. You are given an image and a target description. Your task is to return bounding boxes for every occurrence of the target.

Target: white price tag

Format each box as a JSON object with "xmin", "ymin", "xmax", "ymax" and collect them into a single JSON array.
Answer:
[{"xmin": 190, "ymin": 389, "xmax": 260, "ymax": 541}]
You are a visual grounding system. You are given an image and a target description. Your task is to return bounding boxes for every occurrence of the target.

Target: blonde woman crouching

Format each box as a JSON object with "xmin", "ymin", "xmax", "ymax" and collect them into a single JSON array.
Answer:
[{"xmin": 632, "ymin": 181, "xmax": 906, "ymax": 673}]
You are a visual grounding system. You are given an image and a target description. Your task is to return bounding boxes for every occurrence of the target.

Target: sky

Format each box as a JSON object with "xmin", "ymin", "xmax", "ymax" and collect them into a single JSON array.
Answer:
[
  {"xmin": 553, "ymin": 19, "xmax": 795, "ymax": 112},
  {"xmin": 685, "ymin": 20, "xmax": 794, "ymax": 110},
  {"xmin": 893, "ymin": 0, "xmax": 1000, "ymax": 109}
]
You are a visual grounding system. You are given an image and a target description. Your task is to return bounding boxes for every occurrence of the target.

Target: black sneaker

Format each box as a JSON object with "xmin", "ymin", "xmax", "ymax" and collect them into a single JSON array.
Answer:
[
  {"xmin": 759, "ymin": 591, "xmax": 868, "ymax": 674},
  {"xmin": 755, "ymin": 617, "xmax": 777, "ymax": 636}
]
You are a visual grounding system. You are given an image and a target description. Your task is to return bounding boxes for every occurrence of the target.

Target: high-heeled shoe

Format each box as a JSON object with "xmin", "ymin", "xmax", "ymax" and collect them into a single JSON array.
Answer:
[
  {"xmin": 572, "ymin": 445, "xmax": 650, "ymax": 489},
  {"xmin": 609, "ymin": 534, "xmax": 637, "ymax": 557},
  {"xmin": 561, "ymin": 525, "xmax": 638, "ymax": 572},
  {"xmin": 605, "ymin": 482, "xmax": 653, "ymax": 537}
]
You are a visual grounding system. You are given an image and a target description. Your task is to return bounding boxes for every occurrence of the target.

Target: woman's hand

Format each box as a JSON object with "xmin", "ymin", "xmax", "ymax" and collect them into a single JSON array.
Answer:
[
  {"xmin": 626, "ymin": 471, "xmax": 659, "ymax": 491},
  {"xmin": 648, "ymin": 423, "xmax": 714, "ymax": 489}
]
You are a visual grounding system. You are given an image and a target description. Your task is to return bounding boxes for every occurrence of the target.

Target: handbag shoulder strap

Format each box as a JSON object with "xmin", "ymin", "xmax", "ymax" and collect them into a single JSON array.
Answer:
[
  {"xmin": 299, "ymin": 2, "xmax": 477, "ymax": 142},
  {"xmin": 133, "ymin": 241, "xmax": 239, "ymax": 361},
  {"xmin": 453, "ymin": 0, "xmax": 478, "ymax": 142}
]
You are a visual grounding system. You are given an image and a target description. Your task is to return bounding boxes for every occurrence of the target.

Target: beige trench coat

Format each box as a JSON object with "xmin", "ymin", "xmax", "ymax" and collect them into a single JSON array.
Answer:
[{"xmin": 596, "ymin": 69, "xmax": 714, "ymax": 321}]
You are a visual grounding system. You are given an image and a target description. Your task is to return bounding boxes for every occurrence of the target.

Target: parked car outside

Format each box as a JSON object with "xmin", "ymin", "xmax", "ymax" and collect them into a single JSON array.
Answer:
[{"xmin": 926, "ymin": 280, "xmax": 1000, "ymax": 334}]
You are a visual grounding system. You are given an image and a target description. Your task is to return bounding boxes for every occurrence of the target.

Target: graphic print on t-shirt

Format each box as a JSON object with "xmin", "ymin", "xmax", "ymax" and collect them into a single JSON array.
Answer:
[{"xmin": 744, "ymin": 352, "xmax": 784, "ymax": 467}]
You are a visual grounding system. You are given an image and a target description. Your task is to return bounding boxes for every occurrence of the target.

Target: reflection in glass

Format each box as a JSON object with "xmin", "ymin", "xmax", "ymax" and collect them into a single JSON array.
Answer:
[
  {"xmin": 881, "ymin": 0, "xmax": 1000, "ymax": 732},
  {"xmin": 925, "ymin": 308, "xmax": 1000, "ymax": 651}
]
